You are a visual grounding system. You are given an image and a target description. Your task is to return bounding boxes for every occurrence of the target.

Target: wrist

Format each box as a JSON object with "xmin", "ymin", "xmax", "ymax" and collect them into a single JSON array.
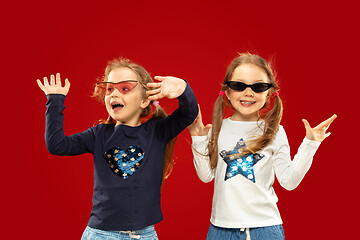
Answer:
[{"xmin": 176, "ymin": 80, "xmax": 188, "ymax": 99}]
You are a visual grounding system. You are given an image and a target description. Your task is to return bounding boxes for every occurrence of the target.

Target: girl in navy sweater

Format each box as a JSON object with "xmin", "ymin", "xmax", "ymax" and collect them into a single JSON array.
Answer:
[{"xmin": 37, "ymin": 58, "xmax": 198, "ymax": 239}]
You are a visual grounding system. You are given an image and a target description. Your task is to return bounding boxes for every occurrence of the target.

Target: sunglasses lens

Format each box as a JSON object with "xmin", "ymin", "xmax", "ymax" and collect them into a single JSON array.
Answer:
[
  {"xmin": 116, "ymin": 81, "xmax": 138, "ymax": 94},
  {"xmin": 105, "ymin": 83, "xmax": 116, "ymax": 95},
  {"xmin": 96, "ymin": 81, "xmax": 138, "ymax": 95},
  {"xmin": 251, "ymin": 83, "xmax": 271, "ymax": 93},
  {"xmin": 226, "ymin": 81, "xmax": 272, "ymax": 93},
  {"xmin": 227, "ymin": 82, "xmax": 247, "ymax": 91}
]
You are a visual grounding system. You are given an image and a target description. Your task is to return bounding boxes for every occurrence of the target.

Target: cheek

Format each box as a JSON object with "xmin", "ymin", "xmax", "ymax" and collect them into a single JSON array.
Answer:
[
  {"xmin": 257, "ymin": 94, "xmax": 269, "ymax": 107},
  {"xmin": 126, "ymin": 90, "xmax": 146, "ymax": 105},
  {"xmin": 228, "ymin": 92, "xmax": 241, "ymax": 102},
  {"xmin": 104, "ymin": 97, "xmax": 111, "ymax": 110},
  {"xmin": 257, "ymin": 92, "xmax": 268, "ymax": 101}
]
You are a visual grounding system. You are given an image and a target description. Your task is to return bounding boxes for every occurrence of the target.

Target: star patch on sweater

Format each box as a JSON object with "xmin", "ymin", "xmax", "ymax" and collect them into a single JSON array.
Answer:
[
  {"xmin": 219, "ymin": 138, "xmax": 264, "ymax": 182},
  {"xmin": 105, "ymin": 146, "xmax": 145, "ymax": 179}
]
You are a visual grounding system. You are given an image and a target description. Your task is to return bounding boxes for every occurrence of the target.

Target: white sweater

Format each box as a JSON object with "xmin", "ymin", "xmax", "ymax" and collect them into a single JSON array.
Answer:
[{"xmin": 191, "ymin": 118, "xmax": 320, "ymax": 228}]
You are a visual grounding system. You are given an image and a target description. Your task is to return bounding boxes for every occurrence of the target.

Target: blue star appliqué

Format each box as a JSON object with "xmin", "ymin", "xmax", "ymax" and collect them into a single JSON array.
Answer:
[{"xmin": 219, "ymin": 138, "xmax": 264, "ymax": 182}]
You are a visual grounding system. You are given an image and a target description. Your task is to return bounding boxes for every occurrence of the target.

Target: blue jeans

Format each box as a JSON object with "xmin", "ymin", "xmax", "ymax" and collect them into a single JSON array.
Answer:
[
  {"xmin": 207, "ymin": 224, "xmax": 284, "ymax": 240},
  {"xmin": 81, "ymin": 225, "xmax": 158, "ymax": 240}
]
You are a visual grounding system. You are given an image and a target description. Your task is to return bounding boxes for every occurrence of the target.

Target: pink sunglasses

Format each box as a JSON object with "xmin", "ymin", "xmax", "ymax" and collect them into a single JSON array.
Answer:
[{"xmin": 96, "ymin": 80, "xmax": 148, "ymax": 95}]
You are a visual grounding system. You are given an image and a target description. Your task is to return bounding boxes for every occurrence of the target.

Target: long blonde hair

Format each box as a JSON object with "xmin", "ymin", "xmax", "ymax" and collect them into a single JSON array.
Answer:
[
  {"xmin": 93, "ymin": 58, "xmax": 176, "ymax": 187},
  {"xmin": 208, "ymin": 53, "xmax": 283, "ymax": 169}
]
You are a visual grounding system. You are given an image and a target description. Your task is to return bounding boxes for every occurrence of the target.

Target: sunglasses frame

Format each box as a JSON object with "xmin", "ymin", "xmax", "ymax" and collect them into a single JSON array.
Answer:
[
  {"xmin": 225, "ymin": 81, "xmax": 273, "ymax": 93},
  {"xmin": 96, "ymin": 80, "xmax": 148, "ymax": 95}
]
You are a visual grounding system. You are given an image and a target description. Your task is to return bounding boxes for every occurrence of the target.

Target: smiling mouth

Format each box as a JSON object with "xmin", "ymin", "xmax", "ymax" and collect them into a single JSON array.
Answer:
[
  {"xmin": 111, "ymin": 103, "xmax": 124, "ymax": 110},
  {"xmin": 240, "ymin": 100, "xmax": 256, "ymax": 106}
]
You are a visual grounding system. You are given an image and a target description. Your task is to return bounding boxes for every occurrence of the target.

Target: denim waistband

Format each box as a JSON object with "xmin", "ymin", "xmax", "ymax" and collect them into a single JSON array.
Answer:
[
  {"xmin": 120, "ymin": 225, "xmax": 155, "ymax": 235},
  {"xmin": 86, "ymin": 225, "xmax": 155, "ymax": 239}
]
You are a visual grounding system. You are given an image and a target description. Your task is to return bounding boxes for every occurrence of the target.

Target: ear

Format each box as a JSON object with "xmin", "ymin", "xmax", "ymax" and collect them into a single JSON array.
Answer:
[
  {"xmin": 224, "ymin": 89, "xmax": 230, "ymax": 100},
  {"xmin": 266, "ymin": 93, "xmax": 271, "ymax": 100},
  {"xmin": 140, "ymin": 97, "xmax": 151, "ymax": 109}
]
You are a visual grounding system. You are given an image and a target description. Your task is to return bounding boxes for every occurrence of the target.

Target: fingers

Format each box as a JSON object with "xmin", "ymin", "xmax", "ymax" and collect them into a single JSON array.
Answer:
[
  {"xmin": 146, "ymin": 84, "xmax": 163, "ymax": 100},
  {"xmin": 303, "ymin": 114, "xmax": 337, "ymax": 129},
  {"xmin": 197, "ymin": 104, "xmax": 203, "ymax": 122},
  {"xmin": 312, "ymin": 114, "xmax": 337, "ymax": 131},
  {"xmin": 56, "ymin": 73, "xmax": 61, "ymax": 86},
  {"xmin": 147, "ymin": 94, "xmax": 163, "ymax": 101},
  {"xmin": 43, "ymin": 77, "xmax": 49, "ymax": 86},
  {"xmin": 50, "ymin": 74, "xmax": 55, "ymax": 85},
  {"xmin": 147, "ymin": 95, "xmax": 159, "ymax": 101},
  {"xmin": 64, "ymin": 78, "xmax": 70, "ymax": 92},
  {"xmin": 36, "ymin": 73, "xmax": 70, "ymax": 94},
  {"xmin": 146, "ymin": 83, "xmax": 162, "ymax": 90},
  {"xmin": 154, "ymin": 76, "xmax": 167, "ymax": 82},
  {"xmin": 321, "ymin": 114, "xmax": 337, "ymax": 128},
  {"xmin": 325, "ymin": 132, "xmax": 331, "ymax": 138},
  {"xmin": 36, "ymin": 79, "xmax": 45, "ymax": 91},
  {"xmin": 146, "ymin": 88, "xmax": 161, "ymax": 96}
]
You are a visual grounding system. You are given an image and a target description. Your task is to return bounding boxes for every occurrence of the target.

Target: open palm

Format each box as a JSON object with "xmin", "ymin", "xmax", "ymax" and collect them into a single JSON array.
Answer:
[
  {"xmin": 302, "ymin": 114, "xmax": 337, "ymax": 142},
  {"xmin": 37, "ymin": 73, "xmax": 70, "ymax": 96},
  {"xmin": 146, "ymin": 76, "xmax": 187, "ymax": 100}
]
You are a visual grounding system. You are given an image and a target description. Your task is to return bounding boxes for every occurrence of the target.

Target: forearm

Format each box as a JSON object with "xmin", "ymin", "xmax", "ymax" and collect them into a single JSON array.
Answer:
[
  {"xmin": 192, "ymin": 135, "xmax": 215, "ymax": 183},
  {"xmin": 157, "ymin": 82, "xmax": 199, "ymax": 141},
  {"xmin": 45, "ymin": 94, "xmax": 93, "ymax": 156},
  {"xmin": 275, "ymin": 137, "xmax": 320, "ymax": 190},
  {"xmin": 176, "ymin": 81, "xmax": 199, "ymax": 127}
]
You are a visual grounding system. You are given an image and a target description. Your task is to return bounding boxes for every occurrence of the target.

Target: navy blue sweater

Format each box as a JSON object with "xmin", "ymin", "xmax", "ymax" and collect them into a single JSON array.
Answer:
[{"xmin": 45, "ymin": 83, "xmax": 198, "ymax": 231}]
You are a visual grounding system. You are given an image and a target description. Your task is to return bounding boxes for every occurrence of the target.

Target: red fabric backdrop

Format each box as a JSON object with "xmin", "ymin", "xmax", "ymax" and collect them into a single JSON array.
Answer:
[{"xmin": 2, "ymin": 0, "xmax": 357, "ymax": 239}]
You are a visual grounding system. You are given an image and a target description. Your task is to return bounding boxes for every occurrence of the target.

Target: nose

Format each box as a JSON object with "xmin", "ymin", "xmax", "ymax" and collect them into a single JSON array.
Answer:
[
  {"xmin": 243, "ymin": 87, "xmax": 254, "ymax": 97},
  {"xmin": 110, "ymin": 88, "xmax": 121, "ymax": 97}
]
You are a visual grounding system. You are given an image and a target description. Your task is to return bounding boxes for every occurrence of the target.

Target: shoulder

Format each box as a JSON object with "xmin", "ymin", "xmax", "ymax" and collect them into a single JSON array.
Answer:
[
  {"xmin": 91, "ymin": 123, "xmax": 115, "ymax": 134},
  {"xmin": 278, "ymin": 125, "xmax": 286, "ymax": 134},
  {"xmin": 273, "ymin": 125, "xmax": 289, "ymax": 146}
]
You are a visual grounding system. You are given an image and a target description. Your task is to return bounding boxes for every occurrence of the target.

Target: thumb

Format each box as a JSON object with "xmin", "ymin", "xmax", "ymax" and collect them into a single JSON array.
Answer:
[
  {"xmin": 64, "ymin": 78, "xmax": 71, "ymax": 92},
  {"xmin": 204, "ymin": 124, "xmax": 212, "ymax": 133},
  {"xmin": 302, "ymin": 119, "xmax": 312, "ymax": 132}
]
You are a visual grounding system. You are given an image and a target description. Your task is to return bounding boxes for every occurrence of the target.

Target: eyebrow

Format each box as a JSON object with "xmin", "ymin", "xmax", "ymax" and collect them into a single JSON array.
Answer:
[{"xmin": 233, "ymin": 79, "xmax": 268, "ymax": 83}]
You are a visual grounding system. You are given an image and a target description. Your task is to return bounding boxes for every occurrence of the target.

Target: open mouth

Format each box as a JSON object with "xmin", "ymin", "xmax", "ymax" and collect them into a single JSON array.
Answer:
[
  {"xmin": 240, "ymin": 100, "xmax": 256, "ymax": 106},
  {"xmin": 111, "ymin": 103, "xmax": 124, "ymax": 110}
]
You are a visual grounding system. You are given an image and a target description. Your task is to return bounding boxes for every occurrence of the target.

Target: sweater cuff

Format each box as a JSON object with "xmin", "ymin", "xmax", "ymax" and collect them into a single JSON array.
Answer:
[
  {"xmin": 191, "ymin": 135, "xmax": 209, "ymax": 153},
  {"xmin": 176, "ymin": 80, "xmax": 191, "ymax": 100},
  {"xmin": 303, "ymin": 137, "xmax": 321, "ymax": 148},
  {"xmin": 46, "ymin": 93, "xmax": 66, "ymax": 102}
]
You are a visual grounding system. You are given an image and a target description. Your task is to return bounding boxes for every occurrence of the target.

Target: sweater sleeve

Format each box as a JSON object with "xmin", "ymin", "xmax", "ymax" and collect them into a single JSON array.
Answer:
[
  {"xmin": 273, "ymin": 126, "xmax": 321, "ymax": 191},
  {"xmin": 45, "ymin": 94, "xmax": 95, "ymax": 156},
  {"xmin": 191, "ymin": 134, "xmax": 215, "ymax": 183},
  {"xmin": 155, "ymin": 81, "xmax": 198, "ymax": 142}
]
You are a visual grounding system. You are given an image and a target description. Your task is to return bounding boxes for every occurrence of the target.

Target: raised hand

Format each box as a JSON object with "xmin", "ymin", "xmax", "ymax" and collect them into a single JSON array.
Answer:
[
  {"xmin": 302, "ymin": 114, "xmax": 337, "ymax": 142},
  {"xmin": 37, "ymin": 73, "xmax": 70, "ymax": 96},
  {"xmin": 187, "ymin": 105, "xmax": 212, "ymax": 136},
  {"xmin": 146, "ymin": 76, "xmax": 187, "ymax": 101}
]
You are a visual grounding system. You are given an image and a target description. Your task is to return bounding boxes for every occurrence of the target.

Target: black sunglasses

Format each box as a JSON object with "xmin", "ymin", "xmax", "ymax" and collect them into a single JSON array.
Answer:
[{"xmin": 226, "ymin": 81, "xmax": 273, "ymax": 93}]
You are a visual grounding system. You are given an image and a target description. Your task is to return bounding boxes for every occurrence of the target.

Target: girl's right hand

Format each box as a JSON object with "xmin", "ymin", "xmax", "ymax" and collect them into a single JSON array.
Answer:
[
  {"xmin": 37, "ymin": 73, "xmax": 70, "ymax": 96},
  {"xmin": 187, "ymin": 104, "xmax": 212, "ymax": 136}
]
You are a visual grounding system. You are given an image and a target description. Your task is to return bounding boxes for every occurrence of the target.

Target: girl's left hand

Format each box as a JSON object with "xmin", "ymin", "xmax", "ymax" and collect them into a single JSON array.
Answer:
[
  {"xmin": 302, "ymin": 114, "xmax": 337, "ymax": 142},
  {"xmin": 146, "ymin": 76, "xmax": 187, "ymax": 100}
]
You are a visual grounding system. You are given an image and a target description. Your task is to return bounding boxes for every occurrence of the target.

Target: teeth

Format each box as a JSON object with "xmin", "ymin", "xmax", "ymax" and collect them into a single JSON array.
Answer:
[
  {"xmin": 111, "ymin": 103, "xmax": 124, "ymax": 109},
  {"xmin": 240, "ymin": 101, "xmax": 255, "ymax": 105}
]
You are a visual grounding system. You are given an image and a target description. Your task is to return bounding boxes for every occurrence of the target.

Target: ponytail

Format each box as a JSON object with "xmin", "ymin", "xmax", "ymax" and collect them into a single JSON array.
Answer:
[{"xmin": 208, "ymin": 92, "xmax": 225, "ymax": 169}]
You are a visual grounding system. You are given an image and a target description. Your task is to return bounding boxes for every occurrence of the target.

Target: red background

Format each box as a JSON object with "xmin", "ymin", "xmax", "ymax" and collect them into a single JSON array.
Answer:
[{"xmin": 2, "ymin": 0, "xmax": 358, "ymax": 239}]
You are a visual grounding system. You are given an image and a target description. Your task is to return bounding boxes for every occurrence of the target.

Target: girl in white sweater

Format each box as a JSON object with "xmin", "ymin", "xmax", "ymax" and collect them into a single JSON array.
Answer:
[{"xmin": 188, "ymin": 53, "xmax": 336, "ymax": 240}]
